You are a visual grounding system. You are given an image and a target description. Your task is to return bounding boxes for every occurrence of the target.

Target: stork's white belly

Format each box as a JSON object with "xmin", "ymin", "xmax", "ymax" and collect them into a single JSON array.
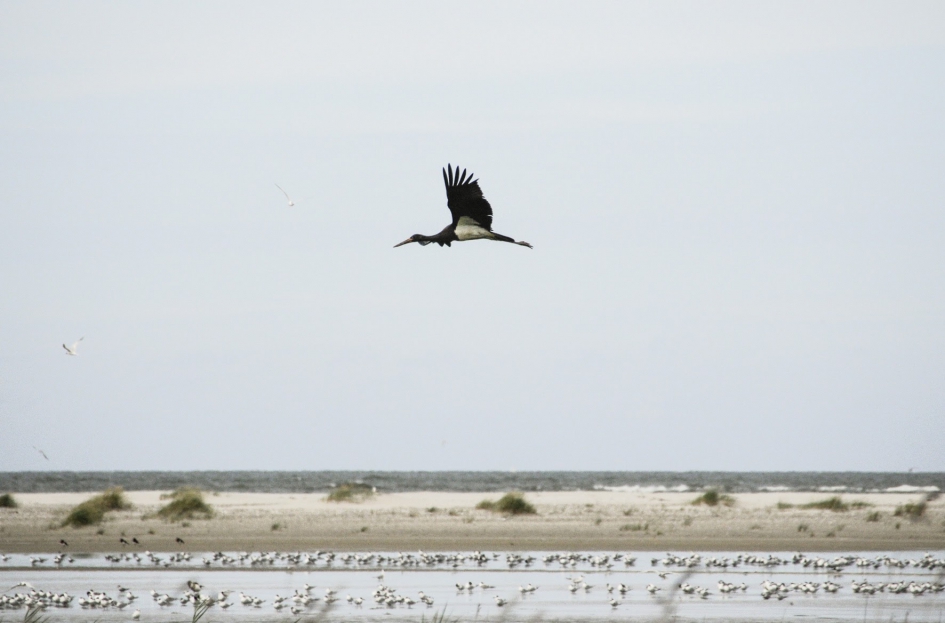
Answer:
[{"xmin": 454, "ymin": 217, "xmax": 493, "ymax": 241}]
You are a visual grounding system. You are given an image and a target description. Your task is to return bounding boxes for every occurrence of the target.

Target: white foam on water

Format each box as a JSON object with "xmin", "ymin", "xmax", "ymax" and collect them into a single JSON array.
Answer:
[
  {"xmin": 884, "ymin": 484, "xmax": 940, "ymax": 493},
  {"xmin": 593, "ymin": 484, "xmax": 691, "ymax": 493}
]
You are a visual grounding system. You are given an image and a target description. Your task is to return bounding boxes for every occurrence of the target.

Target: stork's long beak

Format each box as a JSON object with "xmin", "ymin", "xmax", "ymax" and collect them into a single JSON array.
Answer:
[{"xmin": 393, "ymin": 237, "xmax": 415, "ymax": 248}]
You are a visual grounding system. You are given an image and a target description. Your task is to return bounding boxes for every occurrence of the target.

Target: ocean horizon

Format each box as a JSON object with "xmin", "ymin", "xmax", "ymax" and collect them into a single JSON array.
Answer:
[{"xmin": 1, "ymin": 470, "xmax": 942, "ymax": 494}]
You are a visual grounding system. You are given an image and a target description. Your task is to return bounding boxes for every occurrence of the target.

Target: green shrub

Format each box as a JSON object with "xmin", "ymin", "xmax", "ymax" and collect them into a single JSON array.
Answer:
[
  {"xmin": 692, "ymin": 490, "xmax": 735, "ymax": 507},
  {"xmin": 325, "ymin": 482, "xmax": 375, "ymax": 503},
  {"xmin": 866, "ymin": 511, "xmax": 881, "ymax": 522},
  {"xmin": 0, "ymin": 493, "xmax": 17, "ymax": 509},
  {"xmin": 800, "ymin": 497, "xmax": 848, "ymax": 512},
  {"xmin": 62, "ymin": 487, "xmax": 131, "ymax": 527},
  {"xmin": 477, "ymin": 492, "xmax": 536, "ymax": 515},
  {"xmin": 776, "ymin": 502, "xmax": 794, "ymax": 510},
  {"xmin": 894, "ymin": 501, "xmax": 926, "ymax": 520},
  {"xmin": 157, "ymin": 488, "xmax": 213, "ymax": 521}
]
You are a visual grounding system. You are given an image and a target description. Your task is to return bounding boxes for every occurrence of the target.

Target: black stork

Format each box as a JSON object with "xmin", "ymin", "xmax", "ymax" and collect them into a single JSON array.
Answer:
[{"xmin": 394, "ymin": 164, "xmax": 532, "ymax": 249}]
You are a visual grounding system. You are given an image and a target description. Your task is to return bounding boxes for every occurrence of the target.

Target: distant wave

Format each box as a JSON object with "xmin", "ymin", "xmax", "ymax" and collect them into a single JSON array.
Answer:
[
  {"xmin": 0, "ymin": 471, "xmax": 942, "ymax": 494},
  {"xmin": 884, "ymin": 484, "xmax": 940, "ymax": 493},
  {"xmin": 593, "ymin": 484, "xmax": 691, "ymax": 493}
]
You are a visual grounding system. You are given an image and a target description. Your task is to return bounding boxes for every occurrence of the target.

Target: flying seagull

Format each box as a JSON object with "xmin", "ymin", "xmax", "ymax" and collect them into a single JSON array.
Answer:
[
  {"xmin": 394, "ymin": 164, "xmax": 532, "ymax": 249},
  {"xmin": 275, "ymin": 183, "xmax": 295, "ymax": 207},
  {"xmin": 33, "ymin": 446, "xmax": 49, "ymax": 461},
  {"xmin": 62, "ymin": 337, "xmax": 83, "ymax": 356}
]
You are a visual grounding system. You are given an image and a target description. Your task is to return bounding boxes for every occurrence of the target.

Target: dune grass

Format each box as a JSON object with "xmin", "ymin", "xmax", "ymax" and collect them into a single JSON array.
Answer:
[
  {"xmin": 691, "ymin": 490, "xmax": 735, "ymax": 507},
  {"xmin": 894, "ymin": 501, "xmax": 927, "ymax": 520},
  {"xmin": 0, "ymin": 493, "xmax": 17, "ymax": 509},
  {"xmin": 619, "ymin": 522, "xmax": 647, "ymax": 532},
  {"xmin": 325, "ymin": 482, "xmax": 375, "ymax": 503},
  {"xmin": 800, "ymin": 496, "xmax": 849, "ymax": 512},
  {"xmin": 157, "ymin": 488, "xmax": 213, "ymax": 521},
  {"xmin": 476, "ymin": 492, "xmax": 537, "ymax": 515},
  {"xmin": 62, "ymin": 487, "xmax": 131, "ymax": 527}
]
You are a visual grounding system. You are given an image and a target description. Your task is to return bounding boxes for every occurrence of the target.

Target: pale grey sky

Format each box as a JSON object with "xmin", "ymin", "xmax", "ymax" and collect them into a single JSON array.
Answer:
[{"xmin": 1, "ymin": 1, "xmax": 943, "ymax": 471}]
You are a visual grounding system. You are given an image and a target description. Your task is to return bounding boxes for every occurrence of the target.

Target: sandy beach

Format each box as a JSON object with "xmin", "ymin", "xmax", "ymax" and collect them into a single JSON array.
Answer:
[{"xmin": 1, "ymin": 490, "xmax": 942, "ymax": 554}]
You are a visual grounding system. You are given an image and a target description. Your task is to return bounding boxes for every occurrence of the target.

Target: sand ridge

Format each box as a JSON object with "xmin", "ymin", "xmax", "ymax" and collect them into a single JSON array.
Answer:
[{"xmin": 0, "ymin": 491, "xmax": 942, "ymax": 553}]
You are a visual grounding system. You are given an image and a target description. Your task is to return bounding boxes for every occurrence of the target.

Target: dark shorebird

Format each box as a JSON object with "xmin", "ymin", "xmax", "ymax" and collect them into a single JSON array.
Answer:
[{"xmin": 394, "ymin": 164, "xmax": 532, "ymax": 249}]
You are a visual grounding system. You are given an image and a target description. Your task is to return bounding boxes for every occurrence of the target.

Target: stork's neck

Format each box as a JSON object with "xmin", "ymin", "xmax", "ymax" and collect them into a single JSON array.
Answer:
[{"xmin": 420, "ymin": 225, "xmax": 458, "ymax": 246}]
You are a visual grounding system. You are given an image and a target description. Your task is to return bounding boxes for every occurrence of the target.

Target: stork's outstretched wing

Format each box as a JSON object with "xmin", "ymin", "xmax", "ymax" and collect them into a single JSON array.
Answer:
[{"xmin": 443, "ymin": 164, "xmax": 493, "ymax": 231}]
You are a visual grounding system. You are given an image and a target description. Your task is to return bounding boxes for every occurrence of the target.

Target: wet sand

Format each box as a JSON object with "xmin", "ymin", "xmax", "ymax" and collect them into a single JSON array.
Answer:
[{"xmin": 0, "ymin": 491, "xmax": 942, "ymax": 553}]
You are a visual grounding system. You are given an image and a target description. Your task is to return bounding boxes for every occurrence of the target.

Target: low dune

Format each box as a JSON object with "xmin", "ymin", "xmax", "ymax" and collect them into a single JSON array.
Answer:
[{"xmin": 0, "ymin": 490, "xmax": 941, "ymax": 553}]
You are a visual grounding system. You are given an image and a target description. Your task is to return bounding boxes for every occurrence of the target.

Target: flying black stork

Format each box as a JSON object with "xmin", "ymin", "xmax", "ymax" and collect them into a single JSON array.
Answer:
[{"xmin": 394, "ymin": 164, "xmax": 532, "ymax": 249}]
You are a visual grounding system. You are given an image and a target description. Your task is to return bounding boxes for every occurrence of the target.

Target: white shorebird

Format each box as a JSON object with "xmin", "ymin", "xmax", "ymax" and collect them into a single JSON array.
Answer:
[
  {"xmin": 275, "ymin": 183, "xmax": 295, "ymax": 207},
  {"xmin": 32, "ymin": 446, "xmax": 49, "ymax": 461},
  {"xmin": 63, "ymin": 337, "xmax": 84, "ymax": 356}
]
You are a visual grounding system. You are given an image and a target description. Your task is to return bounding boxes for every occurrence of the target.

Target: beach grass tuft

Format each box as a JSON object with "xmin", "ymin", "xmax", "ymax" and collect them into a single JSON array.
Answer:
[
  {"xmin": 776, "ymin": 501, "xmax": 794, "ymax": 510},
  {"xmin": 866, "ymin": 511, "xmax": 881, "ymax": 522},
  {"xmin": 800, "ymin": 496, "xmax": 848, "ymax": 512},
  {"xmin": 157, "ymin": 488, "xmax": 213, "ymax": 521},
  {"xmin": 62, "ymin": 487, "xmax": 131, "ymax": 527},
  {"xmin": 421, "ymin": 607, "xmax": 460, "ymax": 623},
  {"xmin": 894, "ymin": 501, "xmax": 926, "ymax": 520},
  {"xmin": 189, "ymin": 599, "xmax": 213, "ymax": 623},
  {"xmin": 691, "ymin": 490, "xmax": 735, "ymax": 507},
  {"xmin": 619, "ymin": 522, "xmax": 647, "ymax": 532},
  {"xmin": 325, "ymin": 482, "xmax": 375, "ymax": 503},
  {"xmin": 476, "ymin": 492, "xmax": 536, "ymax": 515},
  {"xmin": 23, "ymin": 603, "xmax": 51, "ymax": 623},
  {"xmin": 0, "ymin": 493, "xmax": 17, "ymax": 509}
]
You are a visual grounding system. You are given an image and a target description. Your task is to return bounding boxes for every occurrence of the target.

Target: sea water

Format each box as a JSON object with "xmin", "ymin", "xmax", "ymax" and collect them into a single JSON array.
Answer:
[{"xmin": 1, "ymin": 471, "xmax": 942, "ymax": 494}]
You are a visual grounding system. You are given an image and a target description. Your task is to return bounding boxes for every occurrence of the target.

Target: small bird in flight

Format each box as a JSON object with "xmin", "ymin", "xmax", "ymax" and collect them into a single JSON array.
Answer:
[
  {"xmin": 394, "ymin": 164, "xmax": 532, "ymax": 249},
  {"xmin": 62, "ymin": 337, "xmax": 84, "ymax": 356},
  {"xmin": 275, "ymin": 183, "xmax": 295, "ymax": 207},
  {"xmin": 33, "ymin": 446, "xmax": 49, "ymax": 461}
]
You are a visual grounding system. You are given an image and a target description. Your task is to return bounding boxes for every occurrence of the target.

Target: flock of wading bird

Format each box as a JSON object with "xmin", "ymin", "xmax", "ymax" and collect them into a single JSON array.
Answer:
[
  {"xmin": 3, "ymin": 549, "xmax": 944, "ymax": 616},
  {"xmin": 57, "ymin": 165, "xmax": 532, "ymax": 360}
]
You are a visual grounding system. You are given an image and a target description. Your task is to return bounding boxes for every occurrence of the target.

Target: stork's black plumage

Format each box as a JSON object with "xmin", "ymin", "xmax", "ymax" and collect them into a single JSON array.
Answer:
[{"xmin": 394, "ymin": 164, "xmax": 532, "ymax": 249}]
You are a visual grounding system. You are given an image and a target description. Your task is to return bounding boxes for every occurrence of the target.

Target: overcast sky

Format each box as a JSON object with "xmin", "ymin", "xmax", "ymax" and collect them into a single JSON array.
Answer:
[{"xmin": 1, "ymin": 1, "xmax": 943, "ymax": 472}]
